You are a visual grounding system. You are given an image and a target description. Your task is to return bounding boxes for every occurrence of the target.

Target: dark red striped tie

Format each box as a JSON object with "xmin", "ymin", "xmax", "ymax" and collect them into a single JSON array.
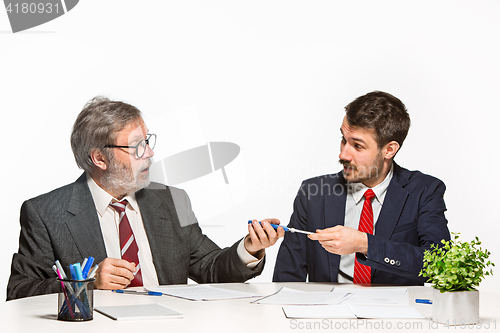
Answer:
[
  {"xmin": 109, "ymin": 200, "xmax": 143, "ymax": 287},
  {"xmin": 353, "ymin": 189, "xmax": 375, "ymax": 284}
]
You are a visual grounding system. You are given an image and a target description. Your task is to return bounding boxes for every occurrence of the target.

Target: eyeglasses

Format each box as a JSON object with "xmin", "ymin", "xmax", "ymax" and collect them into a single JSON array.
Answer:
[{"xmin": 104, "ymin": 133, "xmax": 157, "ymax": 158}]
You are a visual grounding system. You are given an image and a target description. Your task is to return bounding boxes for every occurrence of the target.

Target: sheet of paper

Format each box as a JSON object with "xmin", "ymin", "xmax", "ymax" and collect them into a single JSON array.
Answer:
[
  {"xmin": 349, "ymin": 305, "xmax": 425, "ymax": 319},
  {"xmin": 333, "ymin": 287, "xmax": 407, "ymax": 304},
  {"xmin": 146, "ymin": 285, "xmax": 261, "ymax": 301},
  {"xmin": 283, "ymin": 305, "xmax": 357, "ymax": 319},
  {"xmin": 252, "ymin": 287, "xmax": 352, "ymax": 305}
]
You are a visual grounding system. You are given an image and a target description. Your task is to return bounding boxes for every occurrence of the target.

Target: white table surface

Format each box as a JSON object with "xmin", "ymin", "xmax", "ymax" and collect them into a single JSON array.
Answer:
[{"xmin": 2, "ymin": 283, "xmax": 499, "ymax": 333}]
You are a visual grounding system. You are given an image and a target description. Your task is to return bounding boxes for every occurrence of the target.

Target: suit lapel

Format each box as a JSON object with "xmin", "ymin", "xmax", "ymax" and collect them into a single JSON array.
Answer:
[
  {"xmin": 65, "ymin": 174, "xmax": 107, "ymax": 262},
  {"xmin": 136, "ymin": 185, "xmax": 180, "ymax": 284},
  {"xmin": 324, "ymin": 174, "xmax": 347, "ymax": 281},
  {"xmin": 375, "ymin": 163, "xmax": 410, "ymax": 239}
]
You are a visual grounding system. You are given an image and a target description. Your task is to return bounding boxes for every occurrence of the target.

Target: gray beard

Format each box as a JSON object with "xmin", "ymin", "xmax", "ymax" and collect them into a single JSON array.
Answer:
[{"xmin": 101, "ymin": 158, "xmax": 151, "ymax": 198}]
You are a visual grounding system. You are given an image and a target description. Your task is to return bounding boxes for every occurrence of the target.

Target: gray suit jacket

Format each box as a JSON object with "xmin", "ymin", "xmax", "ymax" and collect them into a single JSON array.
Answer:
[{"xmin": 7, "ymin": 174, "xmax": 263, "ymax": 300}]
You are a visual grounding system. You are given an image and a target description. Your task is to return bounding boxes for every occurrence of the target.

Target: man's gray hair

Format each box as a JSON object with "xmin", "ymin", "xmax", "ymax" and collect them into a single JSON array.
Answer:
[{"xmin": 70, "ymin": 96, "xmax": 143, "ymax": 174}]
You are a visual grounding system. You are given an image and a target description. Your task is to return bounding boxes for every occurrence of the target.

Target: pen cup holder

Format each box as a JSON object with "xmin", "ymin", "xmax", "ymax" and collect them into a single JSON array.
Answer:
[{"xmin": 57, "ymin": 278, "xmax": 95, "ymax": 321}]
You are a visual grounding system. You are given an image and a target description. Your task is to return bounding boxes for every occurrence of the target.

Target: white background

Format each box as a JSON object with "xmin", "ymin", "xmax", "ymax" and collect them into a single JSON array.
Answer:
[{"xmin": 1, "ymin": 1, "xmax": 499, "ymax": 301}]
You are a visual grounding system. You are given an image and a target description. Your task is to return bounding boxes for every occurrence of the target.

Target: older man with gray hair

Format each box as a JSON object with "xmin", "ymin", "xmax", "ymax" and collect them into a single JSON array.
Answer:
[{"xmin": 7, "ymin": 97, "xmax": 283, "ymax": 300}]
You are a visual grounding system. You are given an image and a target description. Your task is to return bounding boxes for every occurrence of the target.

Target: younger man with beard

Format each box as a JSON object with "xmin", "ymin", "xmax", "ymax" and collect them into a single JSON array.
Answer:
[
  {"xmin": 273, "ymin": 91, "xmax": 450, "ymax": 285},
  {"xmin": 7, "ymin": 97, "xmax": 283, "ymax": 300}
]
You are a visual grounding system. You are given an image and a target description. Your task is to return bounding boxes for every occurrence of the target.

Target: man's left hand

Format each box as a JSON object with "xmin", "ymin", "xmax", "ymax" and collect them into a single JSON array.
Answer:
[
  {"xmin": 244, "ymin": 218, "xmax": 285, "ymax": 256},
  {"xmin": 308, "ymin": 225, "xmax": 368, "ymax": 255}
]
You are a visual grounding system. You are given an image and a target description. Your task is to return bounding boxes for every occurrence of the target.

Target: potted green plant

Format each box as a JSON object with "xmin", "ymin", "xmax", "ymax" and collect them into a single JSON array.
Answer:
[{"xmin": 419, "ymin": 233, "xmax": 494, "ymax": 325}]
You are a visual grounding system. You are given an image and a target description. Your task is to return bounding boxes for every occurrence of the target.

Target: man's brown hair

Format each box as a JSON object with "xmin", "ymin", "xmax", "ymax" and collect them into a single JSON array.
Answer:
[{"xmin": 345, "ymin": 91, "xmax": 411, "ymax": 149}]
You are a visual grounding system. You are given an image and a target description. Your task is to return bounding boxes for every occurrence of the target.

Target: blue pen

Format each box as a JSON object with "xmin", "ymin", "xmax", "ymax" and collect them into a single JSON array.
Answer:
[
  {"xmin": 248, "ymin": 220, "xmax": 314, "ymax": 235},
  {"xmin": 112, "ymin": 290, "xmax": 163, "ymax": 296},
  {"xmin": 82, "ymin": 257, "xmax": 94, "ymax": 279},
  {"xmin": 69, "ymin": 264, "xmax": 78, "ymax": 280},
  {"xmin": 415, "ymin": 299, "xmax": 433, "ymax": 304}
]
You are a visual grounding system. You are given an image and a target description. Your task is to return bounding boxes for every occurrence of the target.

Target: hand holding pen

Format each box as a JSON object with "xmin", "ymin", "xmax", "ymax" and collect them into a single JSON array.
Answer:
[
  {"xmin": 247, "ymin": 220, "xmax": 314, "ymax": 235},
  {"xmin": 245, "ymin": 219, "xmax": 285, "ymax": 255}
]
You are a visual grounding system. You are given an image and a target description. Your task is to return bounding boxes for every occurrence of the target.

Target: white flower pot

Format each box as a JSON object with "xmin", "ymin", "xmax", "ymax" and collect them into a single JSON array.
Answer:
[{"xmin": 432, "ymin": 289, "xmax": 479, "ymax": 325}]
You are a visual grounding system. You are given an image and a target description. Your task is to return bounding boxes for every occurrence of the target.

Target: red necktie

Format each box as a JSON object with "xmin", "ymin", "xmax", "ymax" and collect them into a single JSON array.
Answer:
[
  {"xmin": 353, "ymin": 189, "xmax": 375, "ymax": 284},
  {"xmin": 109, "ymin": 200, "xmax": 143, "ymax": 287}
]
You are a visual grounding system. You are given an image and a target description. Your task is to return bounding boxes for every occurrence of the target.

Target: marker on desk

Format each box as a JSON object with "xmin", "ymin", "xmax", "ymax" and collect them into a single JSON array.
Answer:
[
  {"xmin": 112, "ymin": 290, "xmax": 163, "ymax": 296},
  {"xmin": 248, "ymin": 220, "xmax": 314, "ymax": 235},
  {"xmin": 415, "ymin": 299, "xmax": 432, "ymax": 304}
]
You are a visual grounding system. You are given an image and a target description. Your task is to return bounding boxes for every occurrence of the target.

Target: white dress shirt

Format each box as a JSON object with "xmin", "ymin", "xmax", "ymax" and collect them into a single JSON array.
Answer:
[
  {"xmin": 337, "ymin": 163, "xmax": 394, "ymax": 283},
  {"xmin": 86, "ymin": 175, "xmax": 262, "ymax": 287}
]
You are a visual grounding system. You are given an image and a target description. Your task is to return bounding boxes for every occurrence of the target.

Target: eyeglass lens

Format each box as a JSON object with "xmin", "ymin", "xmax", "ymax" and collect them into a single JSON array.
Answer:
[{"xmin": 137, "ymin": 134, "xmax": 156, "ymax": 158}]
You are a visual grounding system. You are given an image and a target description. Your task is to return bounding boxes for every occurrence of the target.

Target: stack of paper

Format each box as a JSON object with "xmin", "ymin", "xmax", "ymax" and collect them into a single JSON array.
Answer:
[
  {"xmin": 252, "ymin": 287, "xmax": 352, "ymax": 305},
  {"xmin": 279, "ymin": 287, "xmax": 424, "ymax": 319},
  {"xmin": 283, "ymin": 304, "xmax": 425, "ymax": 319},
  {"xmin": 146, "ymin": 285, "xmax": 262, "ymax": 301},
  {"xmin": 333, "ymin": 287, "xmax": 408, "ymax": 304}
]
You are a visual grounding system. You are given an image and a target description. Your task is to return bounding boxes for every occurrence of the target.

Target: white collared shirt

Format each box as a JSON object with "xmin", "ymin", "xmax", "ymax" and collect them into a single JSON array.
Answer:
[
  {"xmin": 337, "ymin": 163, "xmax": 394, "ymax": 283},
  {"xmin": 86, "ymin": 175, "xmax": 261, "ymax": 287},
  {"xmin": 87, "ymin": 175, "xmax": 160, "ymax": 287}
]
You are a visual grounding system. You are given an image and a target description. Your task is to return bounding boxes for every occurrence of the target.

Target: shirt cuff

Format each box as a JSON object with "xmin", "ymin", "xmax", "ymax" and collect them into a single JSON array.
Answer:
[{"xmin": 237, "ymin": 238, "xmax": 264, "ymax": 268}]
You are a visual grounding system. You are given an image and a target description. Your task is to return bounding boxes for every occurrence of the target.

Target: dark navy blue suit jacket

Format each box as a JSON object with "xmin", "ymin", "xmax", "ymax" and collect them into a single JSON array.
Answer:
[{"xmin": 273, "ymin": 163, "xmax": 451, "ymax": 285}]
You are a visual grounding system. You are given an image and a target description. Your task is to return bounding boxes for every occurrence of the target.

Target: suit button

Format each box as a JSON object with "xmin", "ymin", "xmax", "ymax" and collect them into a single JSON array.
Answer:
[
  {"xmin": 384, "ymin": 257, "xmax": 390, "ymax": 263},
  {"xmin": 390, "ymin": 259, "xmax": 395, "ymax": 265},
  {"xmin": 395, "ymin": 260, "xmax": 401, "ymax": 267}
]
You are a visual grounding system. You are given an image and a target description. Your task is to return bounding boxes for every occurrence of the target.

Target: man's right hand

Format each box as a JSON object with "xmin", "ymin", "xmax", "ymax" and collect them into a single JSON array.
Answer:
[{"xmin": 94, "ymin": 258, "xmax": 137, "ymax": 290}]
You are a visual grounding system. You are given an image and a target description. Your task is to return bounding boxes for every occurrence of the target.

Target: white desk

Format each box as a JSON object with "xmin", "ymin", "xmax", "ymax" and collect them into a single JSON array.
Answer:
[{"xmin": 2, "ymin": 283, "xmax": 499, "ymax": 332}]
